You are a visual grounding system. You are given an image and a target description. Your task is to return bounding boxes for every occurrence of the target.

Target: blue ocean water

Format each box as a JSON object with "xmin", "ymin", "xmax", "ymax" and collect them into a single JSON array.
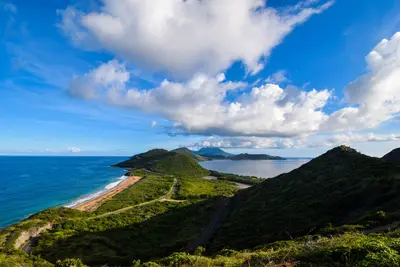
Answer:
[
  {"xmin": 0, "ymin": 156, "xmax": 127, "ymax": 228},
  {"xmin": 200, "ymin": 158, "xmax": 311, "ymax": 178}
]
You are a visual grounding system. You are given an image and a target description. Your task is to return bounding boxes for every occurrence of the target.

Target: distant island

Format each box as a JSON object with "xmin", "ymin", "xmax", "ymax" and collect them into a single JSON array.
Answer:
[{"xmin": 184, "ymin": 147, "xmax": 286, "ymax": 161}]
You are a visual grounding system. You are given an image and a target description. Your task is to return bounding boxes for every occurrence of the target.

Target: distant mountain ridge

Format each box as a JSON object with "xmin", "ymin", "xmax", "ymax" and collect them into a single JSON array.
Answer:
[
  {"xmin": 229, "ymin": 153, "xmax": 285, "ymax": 160},
  {"xmin": 194, "ymin": 147, "xmax": 234, "ymax": 158},
  {"xmin": 192, "ymin": 147, "xmax": 285, "ymax": 160},
  {"xmin": 172, "ymin": 147, "xmax": 209, "ymax": 161}
]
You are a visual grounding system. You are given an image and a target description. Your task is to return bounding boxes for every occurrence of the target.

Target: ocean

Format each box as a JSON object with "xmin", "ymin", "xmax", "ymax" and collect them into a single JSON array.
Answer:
[
  {"xmin": 199, "ymin": 158, "xmax": 311, "ymax": 178},
  {"xmin": 0, "ymin": 156, "xmax": 310, "ymax": 228},
  {"xmin": 0, "ymin": 156, "xmax": 127, "ymax": 228}
]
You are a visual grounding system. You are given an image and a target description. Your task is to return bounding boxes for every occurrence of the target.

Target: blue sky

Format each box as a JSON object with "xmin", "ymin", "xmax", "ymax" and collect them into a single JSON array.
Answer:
[{"xmin": 1, "ymin": 0, "xmax": 400, "ymax": 157}]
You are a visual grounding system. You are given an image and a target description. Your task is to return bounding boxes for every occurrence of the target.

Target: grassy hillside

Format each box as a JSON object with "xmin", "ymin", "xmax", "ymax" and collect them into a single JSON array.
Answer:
[
  {"xmin": 383, "ymin": 148, "xmax": 400, "ymax": 162},
  {"xmin": 210, "ymin": 146, "xmax": 400, "ymax": 251},
  {"xmin": 114, "ymin": 149, "xmax": 209, "ymax": 178},
  {"xmin": 172, "ymin": 147, "xmax": 209, "ymax": 161}
]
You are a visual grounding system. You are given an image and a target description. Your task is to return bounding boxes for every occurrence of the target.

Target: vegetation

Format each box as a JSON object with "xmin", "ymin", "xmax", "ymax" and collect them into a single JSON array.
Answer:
[
  {"xmin": 172, "ymin": 147, "xmax": 209, "ymax": 161},
  {"xmin": 139, "ymin": 231, "xmax": 400, "ymax": 267},
  {"xmin": 115, "ymin": 150, "xmax": 209, "ymax": 178},
  {"xmin": 383, "ymin": 148, "xmax": 400, "ymax": 162},
  {"xmin": 175, "ymin": 177, "xmax": 238, "ymax": 200},
  {"xmin": 33, "ymin": 200, "xmax": 222, "ymax": 266},
  {"xmin": 209, "ymin": 170, "xmax": 264, "ymax": 185},
  {"xmin": 3, "ymin": 145, "xmax": 400, "ymax": 267},
  {"xmin": 193, "ymin": 147, "xmax": 233, "ymax": 158},
  {"xmin": 95, "ymin": 175, "xmax": 175, "ymax": 213},
  {"xmin": 210, "ymin": 146, "xmax": 400, "ymax": 251}
]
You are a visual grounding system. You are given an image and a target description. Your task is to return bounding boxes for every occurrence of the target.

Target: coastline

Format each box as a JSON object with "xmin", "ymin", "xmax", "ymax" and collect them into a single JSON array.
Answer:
[{"xmin": 67, "ymin": 175, "xmax": 142, "ymax": 212}]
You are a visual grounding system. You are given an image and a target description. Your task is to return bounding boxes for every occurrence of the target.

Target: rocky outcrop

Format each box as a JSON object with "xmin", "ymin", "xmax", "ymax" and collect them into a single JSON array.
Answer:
[{"xmin": 14, "ymin": 223, "xmax": 53, "ymax": 251}]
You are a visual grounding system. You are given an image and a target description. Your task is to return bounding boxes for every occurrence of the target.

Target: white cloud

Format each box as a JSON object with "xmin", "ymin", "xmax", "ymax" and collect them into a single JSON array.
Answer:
[
  {"xmin": 322, "ymin": 32, "xmax": 400, "ymax": 132},
  {"xmin": 59, "ymin": 0, "xmax": 332, "ymax": 78},
  {"xmin": 189, "ymin": 136, "xmax": 306, "ymax": 149},
  {"xmin": 151, "ymin": 120, "xmax": 157, "ymax": 128},
  {"xmin": 265, "ymin": 70, "xmax": 290, "ymax": 84},
  {"xmin": 69, "ymin": 60, "xmax": 332, "ymax": 138},
  {"xmin": 68, "ymin": 60, "xmax": 130, "ymax": 99},
  {"xmin": 190, "ymin": 132, "xmax": 400, "ymax": 149},
  {"xmin": 67, "ymin": 147, "xmax": 81, "ymax": 153}
]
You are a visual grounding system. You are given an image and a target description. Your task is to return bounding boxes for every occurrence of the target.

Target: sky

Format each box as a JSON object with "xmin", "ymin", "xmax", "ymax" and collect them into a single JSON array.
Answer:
[{"xmin": 1, "ymin": 0, "xmax": 400, "ymax": 157}]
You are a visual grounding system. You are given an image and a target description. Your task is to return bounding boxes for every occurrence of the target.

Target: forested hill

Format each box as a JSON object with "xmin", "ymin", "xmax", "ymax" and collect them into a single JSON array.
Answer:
[
  {"xmin": 114, "ymin": 149, "xmax": 209, "ymax": 177},
  {"xmin": 211, "ymin": 145, "xmax": 400, "ymax": 250},
  {"xmin": 383, "ymin": 147, "xmax": 400, "ymax": 162}
]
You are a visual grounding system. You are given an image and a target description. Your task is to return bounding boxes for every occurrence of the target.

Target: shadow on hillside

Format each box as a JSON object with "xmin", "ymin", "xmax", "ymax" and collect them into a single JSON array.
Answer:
[{"xmin": 35, "ymin": 197, "xmax": 227, "ymax": 266}]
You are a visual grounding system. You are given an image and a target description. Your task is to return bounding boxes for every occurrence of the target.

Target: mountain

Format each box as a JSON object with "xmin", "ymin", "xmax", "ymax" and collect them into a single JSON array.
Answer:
[
  {"xmin": 228, "ymin": 153, "xmax": 285, "ymax": 160},
  {"xmin": 210, "ymin": 145, "xmax": 400, "ymax": 251},
  {"xmin": 172, "ymin": 147, "xmax": 209, "ymax": 161},
  {"xmin": 382, "ymin": 148, "xmax": 400, "ymax": 162},
  {"xmin": 194, "ymin": 147, "xmax": 233, "ymax": 157},
  {"xmin": 114, "ymin": 149, "xmax": 209, "ymax": 177}
]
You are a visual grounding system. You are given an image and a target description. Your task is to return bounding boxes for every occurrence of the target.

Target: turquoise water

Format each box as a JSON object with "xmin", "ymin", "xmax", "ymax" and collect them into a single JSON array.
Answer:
[
  {"xmin": 0, "ymin": 156, "xmax": 127, "ymax": 228},
  {"xmin": 200, "ymin": 158, "xmax": 311, "ymax": 178}
]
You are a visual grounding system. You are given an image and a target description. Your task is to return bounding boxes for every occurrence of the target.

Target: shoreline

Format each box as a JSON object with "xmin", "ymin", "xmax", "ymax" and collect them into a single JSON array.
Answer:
[{"xmin": 70, "ymin": 176, "xmax": 142, "ymax": 212}]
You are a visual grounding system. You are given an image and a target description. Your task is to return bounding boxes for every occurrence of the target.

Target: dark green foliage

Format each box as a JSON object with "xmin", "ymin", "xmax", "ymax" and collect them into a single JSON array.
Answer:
[
  {"xmin": 211, "ymin": 146, "xmax": 400, "ymax": 251},
  {"xmin": 209, "ymin": 170, "xmax": 264, "ymax": 184},
  {"xmin": 154, "ymin": 154, "xmax": 209, "ymax": 177},
  {"xmin": 34, "ymin": 200, "xmax": 221, "ymax": 266},
  {"xmin": 114, "ymin": 150, "xmax": 209, "ymax": 178},
  {"xmin": 55, "ymin": 258, "xmax": 88, "ymax": 267},
  {"xmin": 194, "ymin": 147, "xmax": 233, "ymax": 157},
  {"xmin": 382, "ymin": 148, "xmax": 400, "ymax": 162},
  {"xmin": 172, "ymin": 147, "xmax": 209, "ymax": 161},
  {"xmin": 30, "ymin": 207, "xmax": 89, "ymax": 222},
  {"xmin": 0, "ymin": 250, "xmax": 53, "ymax": 267},
  {"xmin": 95, "ymin": 175, "xmax": 175, "ymax": 213},
  {"xmin": 175, "ymin": 177, "xmax": 237, "ymax": 200}
]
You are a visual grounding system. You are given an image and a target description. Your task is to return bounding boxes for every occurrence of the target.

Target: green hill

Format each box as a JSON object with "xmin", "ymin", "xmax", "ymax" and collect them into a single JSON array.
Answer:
[
  {"xmin": 210, "ymin": 145, "xmax": 400, "ymax": 251},
  {"xmin": 228, "ymin": 153, "xmax": 285, "ymax": 160},
  {"xmin": 383, "ymin": 148, "xmax": 400, "ymax": 162},
  {"xmin": 194, "ymin": 147, "xmax": 233, "ymax": 158},
  {"xmin": 172, "ymin": 147, "xmax": 209, "ymax": 161},
  {"xmin": 114, "ymin": 149, "xmax": 209, "ymax": 177}
]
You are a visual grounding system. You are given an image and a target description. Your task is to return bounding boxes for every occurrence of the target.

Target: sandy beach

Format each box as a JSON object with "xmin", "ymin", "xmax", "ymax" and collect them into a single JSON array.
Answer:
[{"xmin": 73, "ymin": 176, "xmax": 142, "ymax": 212}]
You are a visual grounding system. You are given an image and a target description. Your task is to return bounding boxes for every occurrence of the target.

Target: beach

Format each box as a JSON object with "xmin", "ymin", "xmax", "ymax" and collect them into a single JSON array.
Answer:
[{"xmin": 73, "ymin": 176, "xmax": 142, "ymax": 212}]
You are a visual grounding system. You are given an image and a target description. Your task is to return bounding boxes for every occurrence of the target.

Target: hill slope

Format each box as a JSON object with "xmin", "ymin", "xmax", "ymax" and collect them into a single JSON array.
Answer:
[
  {"xmin": 172, "ymin": 147, "xmax": 209, "ymax": 161},
  {"xmin": 211, "ymin": 146, "xmax": 400, "ymax": 251},
  {"xmin": 114, "ymin": 149, "xmax": 209, "ymax": 177},
  {"xmin": 194, "ymin": 147, "xmax": 233, "ymax": 157},
  {"xmin": 383, "ymin": 148, "xmax": 400, "ymax": 162}
]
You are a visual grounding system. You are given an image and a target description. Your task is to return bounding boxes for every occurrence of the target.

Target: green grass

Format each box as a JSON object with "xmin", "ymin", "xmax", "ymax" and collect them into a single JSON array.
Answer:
[
  {"xmin": 138, "ymin": 231, "xmax": 400, "ymax": 267},
  {"xmin": 209, "ymin": 170, "xmax": 264, "ymax": 185},
  {"xmin": 175, "ymin": 177, "xmax": 237, "ymax": 200},
  {"xmin": 33, "ymin": 199, "xmax": 222, "ymax": 266},
  {"xmin": 95, "ymin": 175, "xmax": 175, "ymax": 213}
]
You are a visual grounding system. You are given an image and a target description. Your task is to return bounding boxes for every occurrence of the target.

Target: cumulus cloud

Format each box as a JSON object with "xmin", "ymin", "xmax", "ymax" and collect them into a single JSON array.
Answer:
[
  {"xmin": 69, "ymin": 60, "xmax": 332, "ymax": 137},
  {"xmin": 322, "ymin": 32, "xmax": 400, "ymax": 132},
  {"xmin": 189, "ymin": 136, "xmax": 306, "ymax": 149},
  {"xmin": 190, "ymin": 132, "xmax": 400, "ymax": 149},
  {"xmin": 265, "ymin": 70, "xmax": 290, "ymax": 84},
  {"xmin": 59, "ymin": 0, "xmax": 332, "ymax": 78}
]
